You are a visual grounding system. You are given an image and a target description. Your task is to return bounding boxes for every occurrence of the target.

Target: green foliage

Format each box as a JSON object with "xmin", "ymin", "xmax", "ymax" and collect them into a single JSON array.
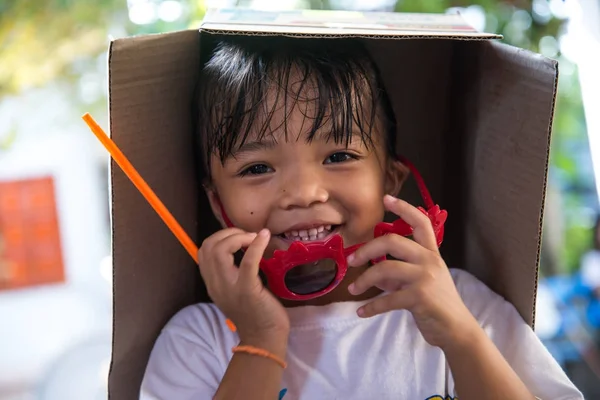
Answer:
[
  {"xmin": 0, "ymin": 0, "xmax": 126, "ymax": 95},
  {"xmin": 563, "ymin": 208, "xmax": 594, "ymax": 274},
  {"xmin": 0, "ymin": 0, "xmax": 206, "ymax": 97}
]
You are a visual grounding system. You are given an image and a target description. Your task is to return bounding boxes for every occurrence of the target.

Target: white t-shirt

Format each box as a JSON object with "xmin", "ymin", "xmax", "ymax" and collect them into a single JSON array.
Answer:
[{"xmin": 140, "ymin": 269, "xmax": 583, "ymax": 400}]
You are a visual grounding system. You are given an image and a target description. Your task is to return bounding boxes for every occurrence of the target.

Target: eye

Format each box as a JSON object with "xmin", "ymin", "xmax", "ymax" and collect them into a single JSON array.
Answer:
[
  {"xmin": 239, "ymin": 164, "xmax": 273, "ymax": 176},
  {"xmin": 324, "ymin": 152, "xmax": 358, "ymax": 164}
]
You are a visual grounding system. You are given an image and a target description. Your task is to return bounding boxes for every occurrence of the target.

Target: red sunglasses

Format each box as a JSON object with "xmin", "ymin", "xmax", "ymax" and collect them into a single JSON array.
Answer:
[{"xmin": 219, "ymin": 157, "xmax": 447, "ymax": 301}]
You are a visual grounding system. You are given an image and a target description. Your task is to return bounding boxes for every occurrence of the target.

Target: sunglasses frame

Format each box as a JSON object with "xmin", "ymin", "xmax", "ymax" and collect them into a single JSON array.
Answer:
[{"xmin": 260, "ymin": 204, "xmax": 446, "ymax": 300}]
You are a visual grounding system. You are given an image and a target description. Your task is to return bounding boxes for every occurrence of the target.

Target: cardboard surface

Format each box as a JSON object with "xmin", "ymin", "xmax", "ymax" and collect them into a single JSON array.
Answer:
[
  {"xmin": 106, "ymin": 10, "xmax": 557, "ymax": 400},
  {"xmin": 108, "ymin": 30, "xmax": 209, "ymax": 399},
  {"xmin": 456, "ymin": 42, "xmax": 558, "ymax": 325},
  {"xmin": 201, "ymin": 8, "xmax": 501, "ymax": 38}
]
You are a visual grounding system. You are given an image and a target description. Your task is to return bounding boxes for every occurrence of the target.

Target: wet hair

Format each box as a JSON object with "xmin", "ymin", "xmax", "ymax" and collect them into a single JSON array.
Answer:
[{"xmin": 195, "ymin": 36, "xmax": 397, "ymax": 178}]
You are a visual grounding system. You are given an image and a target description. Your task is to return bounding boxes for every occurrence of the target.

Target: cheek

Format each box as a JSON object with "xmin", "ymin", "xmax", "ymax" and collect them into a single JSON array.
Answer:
[
  {"xmin": 352, "ymin": 162, "xmax": 386, "ymax": 202},
  {"xmin": 339, "ymin": 166, "xmax": 386, "ymax": 226},
  {"xmin": 219, "ymin": 185, "xmax": 273, "ymax": 231},
  {"xmin": 211, "ymin": 159, "xmax": 276, "ymax": 232},
  {"xmin": 351, "ymin": 189, "xmax": 385, "ymax": 223}
]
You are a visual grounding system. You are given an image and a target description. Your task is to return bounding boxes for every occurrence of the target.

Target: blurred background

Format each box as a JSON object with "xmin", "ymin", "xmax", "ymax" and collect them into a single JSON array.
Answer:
[{"xmin": 0, "ymin": 0, "xmax": 599, "ymax": 398}]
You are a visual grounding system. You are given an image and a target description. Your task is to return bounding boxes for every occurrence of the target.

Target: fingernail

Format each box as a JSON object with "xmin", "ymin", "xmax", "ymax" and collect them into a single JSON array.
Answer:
[
  {"xmin": 384, "ymin": 194, "xmax": 397, "ymax": 203},
  {"xmin": 357, "ymin": 307, "xmax": 365, "ymax": 317},
  {"xmin": 348, "ymin": 283, "xmax": 355, "ymax": 294},
  {"xmin": 258, "ymin": 228, "xmax": 270, "ymax": 237},
  {"xmin": 347, "ymin": 254, "xmax": 355, "ymax": 264}
]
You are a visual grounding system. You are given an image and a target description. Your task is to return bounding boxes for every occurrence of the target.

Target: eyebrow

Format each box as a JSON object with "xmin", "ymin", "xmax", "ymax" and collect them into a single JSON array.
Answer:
[
  {"xmin": 230, "ymin": 130, "xmax": 370, "ymax": 158},
  {"xmin": 232, "ymin": 137, "xmax": 278, "ymax": 156}
]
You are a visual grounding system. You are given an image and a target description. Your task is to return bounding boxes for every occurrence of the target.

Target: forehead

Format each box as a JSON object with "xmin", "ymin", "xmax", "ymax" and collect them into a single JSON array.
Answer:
[
  {"xmin": 198, "ymin": 45, "xmax": 392, "ymax": 172},
  {"xmin": 229, "ymin": 70, "xmax": 382, "ymax": 148}
]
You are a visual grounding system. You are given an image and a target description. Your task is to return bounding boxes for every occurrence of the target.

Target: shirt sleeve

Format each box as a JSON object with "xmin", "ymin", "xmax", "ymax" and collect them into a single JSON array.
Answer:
[
  {"xmin": 451, "ymin": 269, "xmax": 584, "ymax": 400},
  {"xmin": 140, "ymin": 304, "xmax": 232, "ymax": 400}
]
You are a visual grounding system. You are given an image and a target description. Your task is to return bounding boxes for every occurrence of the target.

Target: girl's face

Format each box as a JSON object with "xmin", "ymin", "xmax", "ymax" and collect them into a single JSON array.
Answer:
[
  {"xmin": 205, "ymin": 82, "xmax": 407, "ymax": 304},
  {"xmin": 208, "ymin": 108, "xmax": 405, "ymax": 252}
]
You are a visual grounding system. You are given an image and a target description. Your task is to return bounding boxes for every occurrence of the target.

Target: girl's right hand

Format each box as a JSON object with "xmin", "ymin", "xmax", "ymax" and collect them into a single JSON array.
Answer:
[{"xmin": 198, "ymin": 228, "xmax": 290, "ymax": 346}]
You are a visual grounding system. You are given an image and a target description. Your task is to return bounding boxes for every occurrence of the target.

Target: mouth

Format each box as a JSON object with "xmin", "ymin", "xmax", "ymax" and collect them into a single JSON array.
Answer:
[{"xmin": 277, "ymin": 224, "xmax": 342, "ymax": 242}]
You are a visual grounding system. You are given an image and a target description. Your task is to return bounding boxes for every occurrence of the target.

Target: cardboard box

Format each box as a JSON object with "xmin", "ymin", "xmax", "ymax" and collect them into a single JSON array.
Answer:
[{"xmin": 106, "ymin": 9, "xmax": 558, "ymax": 399}]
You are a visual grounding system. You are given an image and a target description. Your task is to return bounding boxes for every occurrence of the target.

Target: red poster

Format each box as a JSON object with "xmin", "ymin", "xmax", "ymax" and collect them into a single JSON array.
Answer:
[{"xmin": 0, "ymin": 176, "xmax": 65, "ymax": 290}]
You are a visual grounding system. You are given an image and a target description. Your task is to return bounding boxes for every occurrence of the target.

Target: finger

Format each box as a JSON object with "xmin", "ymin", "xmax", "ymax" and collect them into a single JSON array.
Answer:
[
  {"xmin": 199, "ymin": 228, "xmax": 244, "ymax": 267},
  {"xmin": 348, "ymin": 234, "xmax": 424, "ymax": 267},
  {"xmin": 349, "ymin": 260, "xmax": 421, "ymax": 295},
  {"xmin": 202, "ymin": 227, "xmax": 248, "ymax": 249},
  {"xmin": 384, "ymin": 195, "xmax": 438, "ymax": 252},
  {"xmin": 201, "ymin": 227, "xmax": 248, "ymax": 254},
  {"xmin": 204, "ymin": 232, "xmax": 258, "ymax": 282},
  {"xmin": 238, "ymin": 229, "xmax": 270, "ymax": 287},
  {"xmin": 214, "ymin": 232, "xmax": 258, "ymax": 256},
  {"xmin": 357, "ymin": 291, "xmax": 414, "ymax": 318}
]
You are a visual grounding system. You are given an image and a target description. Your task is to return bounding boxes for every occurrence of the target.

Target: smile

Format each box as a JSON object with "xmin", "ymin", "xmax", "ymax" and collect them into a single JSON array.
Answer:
[{"xmin": 278, "ymin": 224, "xmax": 341, "ymax": 242}]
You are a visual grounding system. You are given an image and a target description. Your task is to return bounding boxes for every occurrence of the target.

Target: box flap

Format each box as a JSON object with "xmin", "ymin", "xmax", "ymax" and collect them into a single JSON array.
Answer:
[
  {"xmin": 365, "ymin": 39, "xmax": 559, "ymax": 326},
  {"xmin": 201, "ymin": 8, "xmax": 502, "ymax": 39},
  {"xmin": 457, "ymin": 42, "xmax": 559, "ymax": 326},
  {"xmin": 107, "ymin": 30, "xmax": 207, "ymax": 400}
]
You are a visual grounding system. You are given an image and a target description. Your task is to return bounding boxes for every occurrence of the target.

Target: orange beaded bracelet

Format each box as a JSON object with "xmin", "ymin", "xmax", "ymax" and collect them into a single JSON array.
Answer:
[
  {"xmin": 225, "ymin": 319, "xmax": 237, "ymax": 332},
  {"xmin": 232, "ymin": 345, "xmax": 288, "ymax": 369}
]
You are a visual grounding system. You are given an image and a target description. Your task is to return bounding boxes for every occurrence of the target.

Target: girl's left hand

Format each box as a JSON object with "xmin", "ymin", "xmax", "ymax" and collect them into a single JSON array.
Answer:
[{"xmin": 347, "ymin": 195, "xmax": 481, "ymax": 351}]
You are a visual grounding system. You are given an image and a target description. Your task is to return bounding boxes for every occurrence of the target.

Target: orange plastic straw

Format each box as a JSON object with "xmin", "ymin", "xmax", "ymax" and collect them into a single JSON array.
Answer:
[{"xmin": 82, "ymin": 113, "xmax": 199, "ymax": 263}]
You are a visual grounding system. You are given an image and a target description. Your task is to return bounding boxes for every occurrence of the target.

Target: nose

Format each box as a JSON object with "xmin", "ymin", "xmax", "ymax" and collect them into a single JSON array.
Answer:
[{"xmin": 278, "ymin": 167, "xmax": 329, "ymax": 209}]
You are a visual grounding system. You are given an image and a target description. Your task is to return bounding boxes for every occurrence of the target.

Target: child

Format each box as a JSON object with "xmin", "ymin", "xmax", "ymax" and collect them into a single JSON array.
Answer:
[{"xmin": 140, "ymin": 37, "xmax": 583, "ymax": 400}]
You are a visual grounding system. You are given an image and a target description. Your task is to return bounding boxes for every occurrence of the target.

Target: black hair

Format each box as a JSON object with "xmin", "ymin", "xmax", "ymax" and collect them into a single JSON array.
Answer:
[{"xmin": 196, "ymin": 36, "xmax": 397, "ymax": 178}]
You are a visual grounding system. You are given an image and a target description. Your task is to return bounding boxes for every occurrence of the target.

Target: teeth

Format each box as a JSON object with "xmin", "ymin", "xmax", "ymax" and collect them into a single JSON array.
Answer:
[{"xmin": 283, "ymin": 225, "xmax": 335, "ymax": 241}]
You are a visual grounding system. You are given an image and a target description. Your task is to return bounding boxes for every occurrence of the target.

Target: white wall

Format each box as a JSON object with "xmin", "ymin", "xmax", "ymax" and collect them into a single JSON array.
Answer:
[
  {"xmin": 0, "ymin": 86, "xmax": 111, "ymax": 398},
  {"xmin": 570, "ymin": 0, "xmax": 600, "ymax": 200}
]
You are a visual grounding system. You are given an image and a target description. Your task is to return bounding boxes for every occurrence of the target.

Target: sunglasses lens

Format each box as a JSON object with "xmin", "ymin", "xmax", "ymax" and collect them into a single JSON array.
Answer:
[{"xmin": 284, "ymin": 258, "xmax": 337, "ymax": 295}]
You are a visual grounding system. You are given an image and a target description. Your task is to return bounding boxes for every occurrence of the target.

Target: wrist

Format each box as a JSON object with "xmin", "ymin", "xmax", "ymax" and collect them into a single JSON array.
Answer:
[
  {"xmin": 239, "ymin": 330, "xmax": 289, "ymax": 359},
  {"xmin": 440, "ymin": 318, "xmax": 487, "ymax": 358}
]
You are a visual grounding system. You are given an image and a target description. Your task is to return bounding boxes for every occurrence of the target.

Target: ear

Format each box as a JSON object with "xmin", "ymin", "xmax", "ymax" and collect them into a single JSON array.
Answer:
[
  {"xmin": 205, "ymin": 185, "xmax": 228, "ymax": 229},
  {"xmin": 385, "ymin": 158, "xmax": 409, "ymax": 197}
]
